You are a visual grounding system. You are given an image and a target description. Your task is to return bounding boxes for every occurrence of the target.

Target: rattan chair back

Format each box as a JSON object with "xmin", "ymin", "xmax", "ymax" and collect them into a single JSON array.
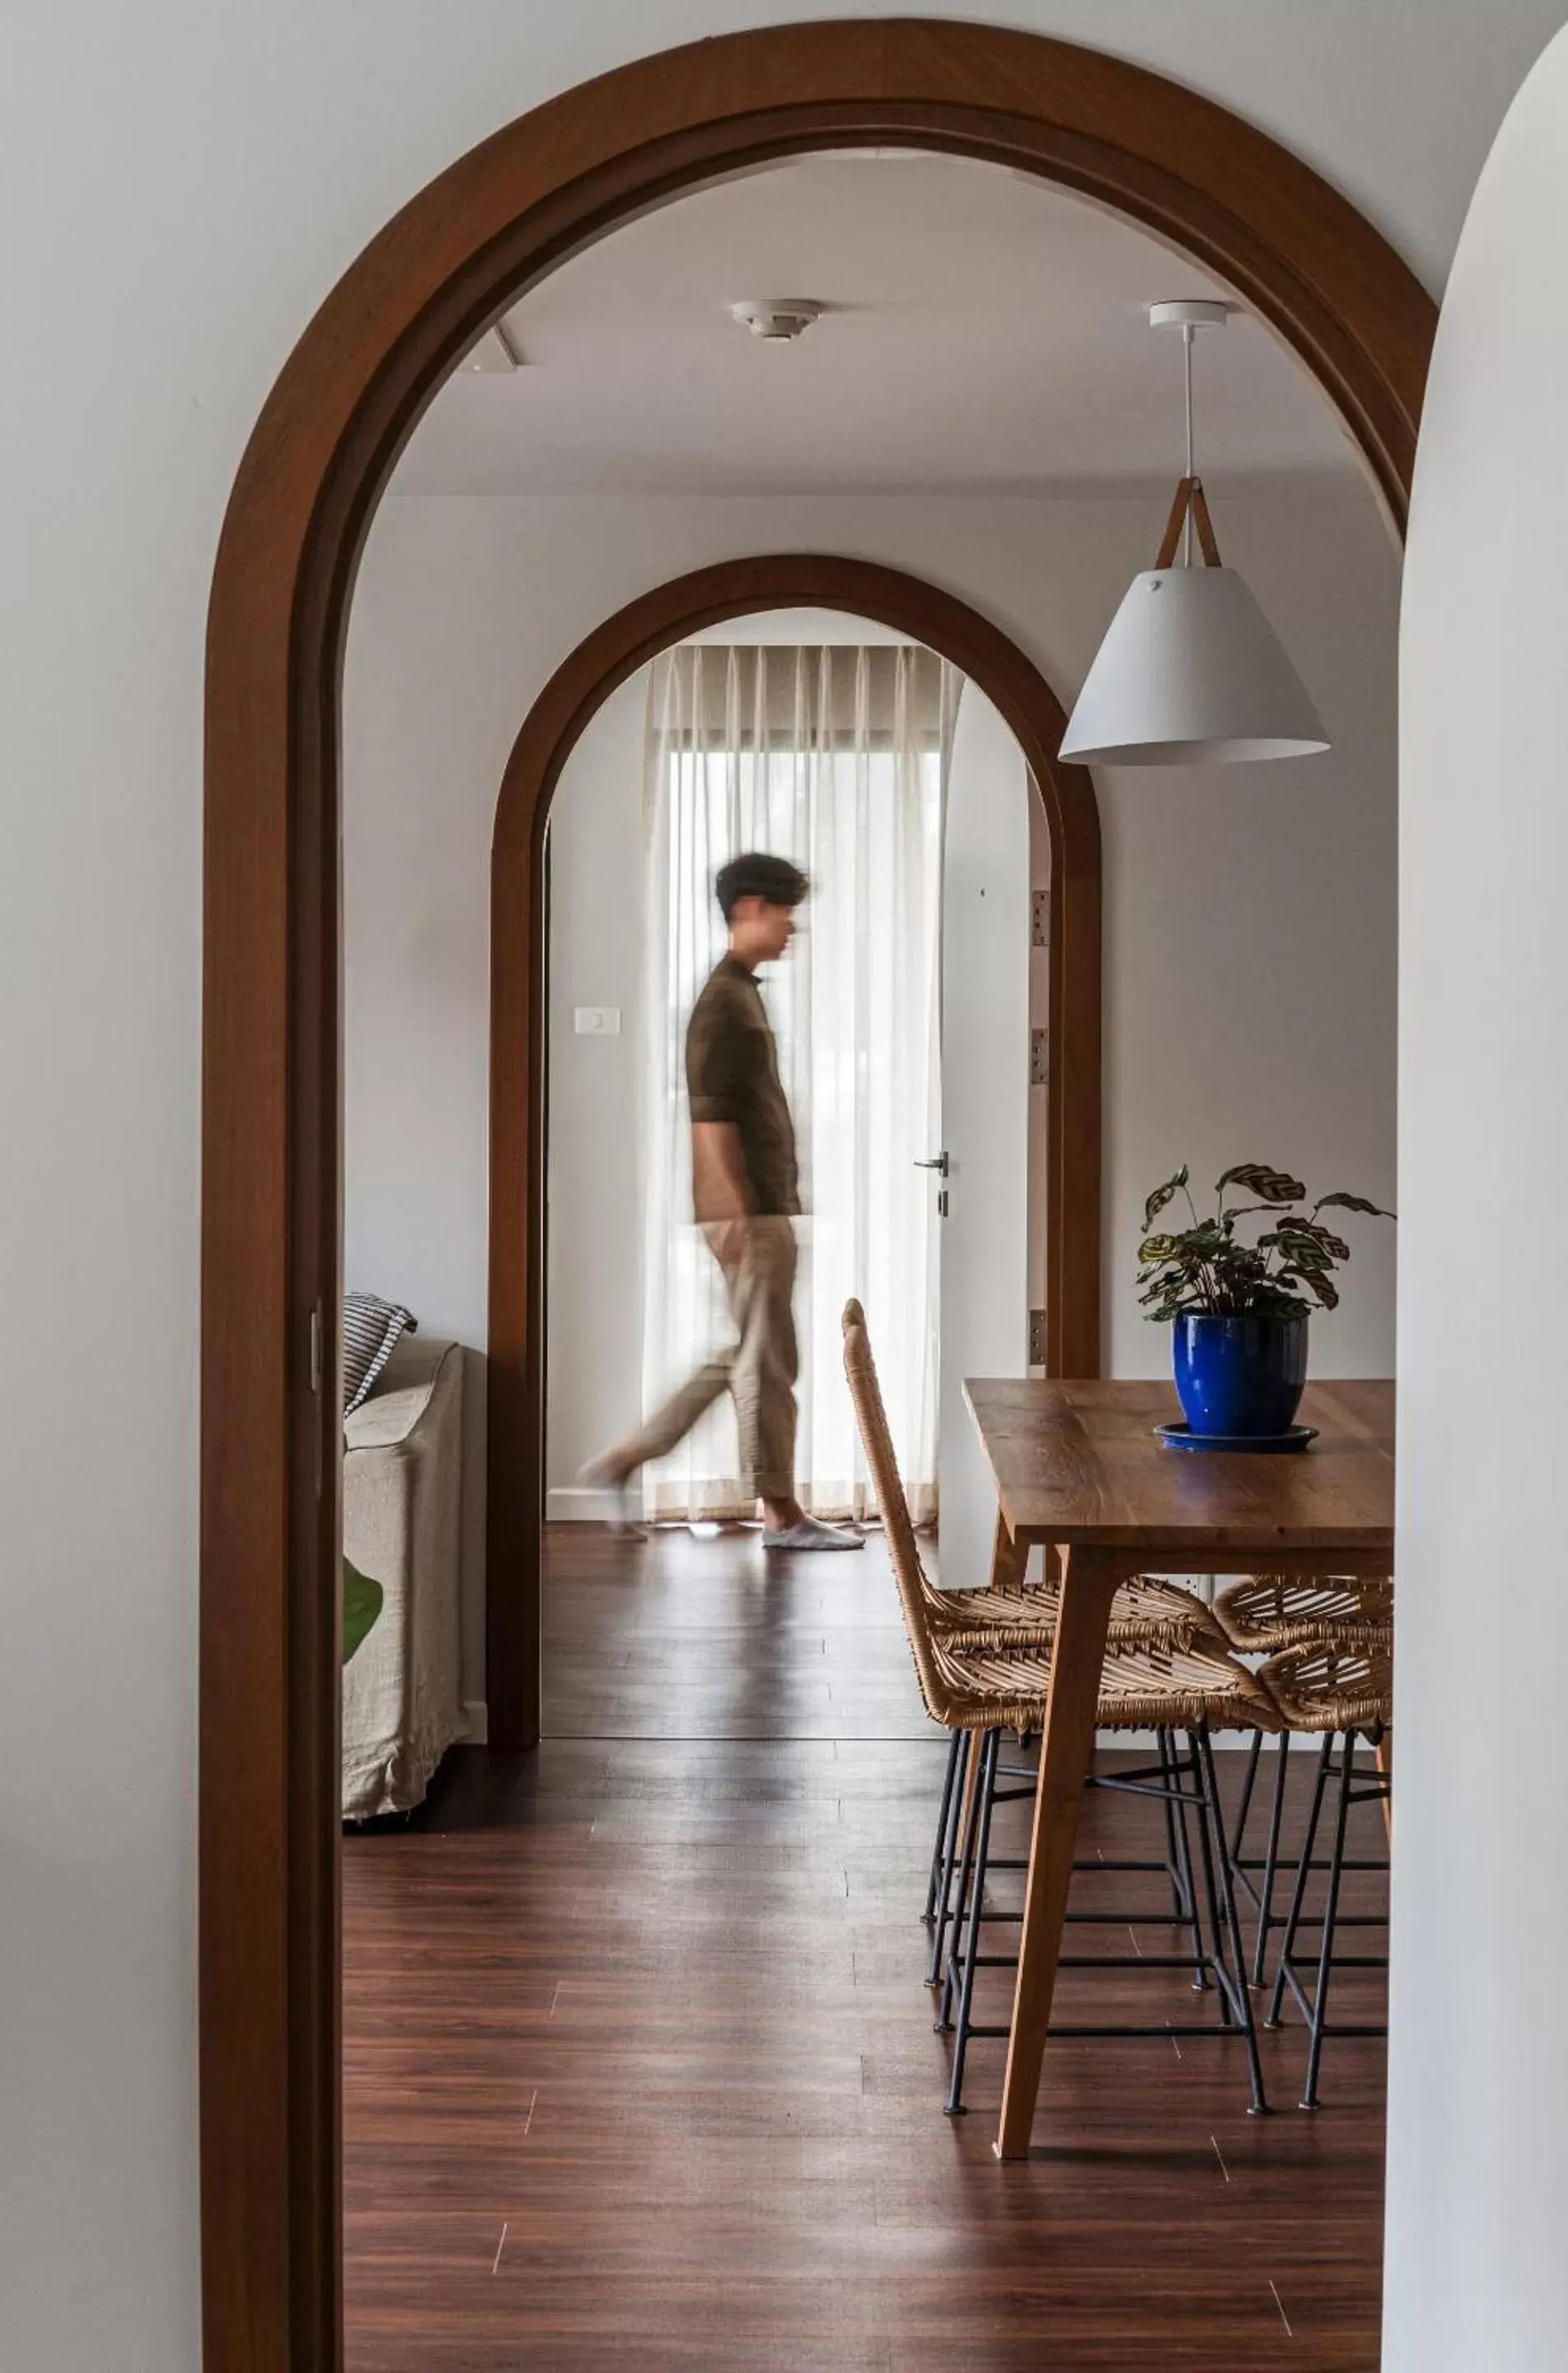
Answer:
[
  {"xmin": 1214, "ymin": 1574, "xmax": 1393, "ymax": 1655},
  {"xmin": 841, "ymin": 1298, "xmax": 961, "ymax": 1722},
  {"xmin": 1258, "ymin": 1641, "xmax": 1393, "ymax": 1734}
]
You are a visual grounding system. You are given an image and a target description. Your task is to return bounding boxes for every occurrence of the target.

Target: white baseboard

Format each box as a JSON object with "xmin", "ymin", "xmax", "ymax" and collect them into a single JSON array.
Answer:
[
  {"xmin": 461, "ymin": 1698, "xmax": 488, "ymax": 1744},
  {"xmin": 546, "ymin": 1485, "xmax": 624, "ymax": 1521}
]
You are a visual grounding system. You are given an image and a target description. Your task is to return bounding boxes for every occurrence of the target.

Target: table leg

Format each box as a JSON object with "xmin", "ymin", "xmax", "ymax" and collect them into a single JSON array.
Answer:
[
  {"xmin": 995, "ymin": 1543, "xmax": 1118, "ymax": 2160},
  {"xmin": 987, "ymin": 1509, "xmax": 1027, "ymax": 1592}
]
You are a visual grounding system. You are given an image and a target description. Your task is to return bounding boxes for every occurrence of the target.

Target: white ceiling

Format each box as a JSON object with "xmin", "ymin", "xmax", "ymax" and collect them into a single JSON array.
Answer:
[{"xmin": 391, "ymin": 152, "xmax": 1365, "ymax": 498}]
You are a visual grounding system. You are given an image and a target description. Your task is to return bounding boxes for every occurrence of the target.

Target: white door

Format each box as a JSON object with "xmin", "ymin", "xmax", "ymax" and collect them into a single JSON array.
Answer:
[{"xmin": 932, "ymin": 681, "xmax": 1032, "ymax": 1589}]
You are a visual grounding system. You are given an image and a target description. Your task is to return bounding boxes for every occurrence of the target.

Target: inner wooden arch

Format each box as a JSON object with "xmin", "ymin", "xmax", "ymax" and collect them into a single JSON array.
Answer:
[
  {"xmin": 201, "ymin": 19, "xmax": 1433, "ymax": 2366},
  {"xmin": 487, "ymin": 553, "xmax": 1101, "ymax": 1748}
]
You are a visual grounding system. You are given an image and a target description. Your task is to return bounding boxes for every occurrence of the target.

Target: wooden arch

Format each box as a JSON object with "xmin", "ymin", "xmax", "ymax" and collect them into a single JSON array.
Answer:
[
  {"xmin": 200, "ymin": 18, "xmax": 1433, "ymax": 2365},
  {"xmin": 486, "ymin": 553, "xmax": 1101, "ymax": 1744}
]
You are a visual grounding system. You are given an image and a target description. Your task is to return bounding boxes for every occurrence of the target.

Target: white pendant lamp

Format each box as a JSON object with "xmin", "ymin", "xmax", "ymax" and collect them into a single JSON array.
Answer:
[{"xmin": 1060, "ymin": 300, "xmax": 1329, "ymax": 766}]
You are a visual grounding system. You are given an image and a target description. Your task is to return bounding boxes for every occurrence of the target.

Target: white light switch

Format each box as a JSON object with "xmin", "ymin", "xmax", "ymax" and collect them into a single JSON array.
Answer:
[{"xmin": 573, "ymin": 1006, "xmax": 621, "ymax": 1037}]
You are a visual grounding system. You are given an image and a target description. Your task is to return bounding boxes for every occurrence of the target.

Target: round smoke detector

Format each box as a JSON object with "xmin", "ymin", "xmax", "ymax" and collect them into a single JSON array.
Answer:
[{"xmin": 729, "ymin": 298, "xmax": 823, "ymax": 342}]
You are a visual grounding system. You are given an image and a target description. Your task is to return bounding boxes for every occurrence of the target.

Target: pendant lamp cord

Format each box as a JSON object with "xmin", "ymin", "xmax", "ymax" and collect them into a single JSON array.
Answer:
[{"xmin": 1182, "ymin": 324, "xmax": 1196, "ymax": 567}]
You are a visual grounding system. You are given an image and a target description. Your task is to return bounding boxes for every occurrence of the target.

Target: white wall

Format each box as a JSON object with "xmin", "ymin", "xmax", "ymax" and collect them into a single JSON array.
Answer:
[
  {"xmin": 541, "ymin": 676, "xmax": 649, "ymax": 1505},
  {"xmin": 6, "ymin": 5, "xmax": 1565, "ymax": 2362},
  {"xmin": 345, "ymin": 486, "xmax": 1401, "ymax": 1427},
  {"xmin": 1388, "ymin": 27, "xmax": 1568, "ymax": 2371}
]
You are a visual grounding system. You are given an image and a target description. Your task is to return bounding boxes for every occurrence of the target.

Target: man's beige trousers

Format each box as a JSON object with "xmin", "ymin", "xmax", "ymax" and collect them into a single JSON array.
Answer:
[{"xmin": 623, "ymin": 1216, "xmax": 798, "ymax": 1502}]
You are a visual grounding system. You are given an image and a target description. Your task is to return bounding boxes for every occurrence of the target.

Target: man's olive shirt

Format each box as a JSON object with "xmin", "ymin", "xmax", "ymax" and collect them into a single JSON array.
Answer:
[{"xmin": 685, "ymin": 954, "xmax": 800, "ymax": 1217}]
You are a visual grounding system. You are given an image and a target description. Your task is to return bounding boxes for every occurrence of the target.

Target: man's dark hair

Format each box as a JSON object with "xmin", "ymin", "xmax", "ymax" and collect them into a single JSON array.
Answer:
[{"xmin": 714, "ymin": 851, "xmax": 809, "ymax": 922}]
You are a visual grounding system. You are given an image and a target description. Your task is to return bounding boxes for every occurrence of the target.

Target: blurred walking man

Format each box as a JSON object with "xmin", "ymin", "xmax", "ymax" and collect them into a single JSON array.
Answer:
[{"xmin": 587, "ymin": 852, "xmax": 863, "ymax": 1552}]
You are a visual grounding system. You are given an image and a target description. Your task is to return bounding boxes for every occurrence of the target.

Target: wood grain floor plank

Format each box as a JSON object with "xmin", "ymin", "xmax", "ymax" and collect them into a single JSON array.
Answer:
[{"xmin": 344, "ymin": 1526, "xmax": 1385, "ymax": 2368}]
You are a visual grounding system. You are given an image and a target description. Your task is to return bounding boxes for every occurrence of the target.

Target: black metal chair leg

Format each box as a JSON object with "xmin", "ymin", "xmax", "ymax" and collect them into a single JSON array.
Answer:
[
  {"xmin": 1156, "ymin": 1727, "xmax": 1191, "ymax": 1920},
  {"xmin": 938, "ymin": 1729, "xmax": 987, "ymax": 2032},
  {"xmin": 924, "ymin": 1726, "xmax": 964, "ymax": 1924},
  {"xmin": 1165, "ymin": 1732, "xmax": 1209, "ymax": 1992},
  {"xmin": 945, "ymin": 1728, "xmax": 1001, "ymax": 2116},
  {"xmin": 1250, "ymin": 1731, "xmax": 1292, "ymax": 1987},
  {"xmin": 927, "ymin": 1729, "xmax": 971, "ymax": 1987},
  {"xmin": 1197, "ymin": 1728, "xmax": 1270, "ymax": 2114},
  {"xmin": 1300, "ymin": 1730, "xmax": 1356, "ymax": 2110},
  {"xmin": 1167, "ymin": 1727, "xmax": 1211, "ymax": 1980},
  {"xmin": 1189, "ymin": 1733, "xmax": 1234, "ymax": 2025},
  {"xmin": 1267, "ymin": 1732, "xmax": 1334, "ymax": 2028},
  {"xmin": 1231, "ymin": 1727, "xmax": 1264, "ymax": 1869}
]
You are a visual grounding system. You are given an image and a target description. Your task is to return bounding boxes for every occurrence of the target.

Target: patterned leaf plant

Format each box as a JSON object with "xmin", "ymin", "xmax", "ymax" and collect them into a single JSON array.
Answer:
[{"xmin": 1137, "ymin": 1163, "xmax": 1393, "ymax": 1322}]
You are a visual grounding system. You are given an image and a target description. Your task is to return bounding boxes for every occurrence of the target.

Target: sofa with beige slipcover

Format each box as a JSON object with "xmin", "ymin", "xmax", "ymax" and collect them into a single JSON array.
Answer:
[{"xmin": 341, "ymin": 1333, "xmax": 466, "ymax": 1818}]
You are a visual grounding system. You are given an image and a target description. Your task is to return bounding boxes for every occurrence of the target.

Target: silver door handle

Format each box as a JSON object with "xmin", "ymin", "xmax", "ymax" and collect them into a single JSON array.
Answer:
[{"xmin": 914, "ymin": 1153, "xmax": 949, "ymax": 1177}]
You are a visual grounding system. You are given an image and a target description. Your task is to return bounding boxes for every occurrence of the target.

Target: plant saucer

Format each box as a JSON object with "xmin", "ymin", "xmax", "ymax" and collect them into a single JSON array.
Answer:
[{"xmin": 1155, "ymin": 1421, "xmax": 1318, "ymax": 1455}]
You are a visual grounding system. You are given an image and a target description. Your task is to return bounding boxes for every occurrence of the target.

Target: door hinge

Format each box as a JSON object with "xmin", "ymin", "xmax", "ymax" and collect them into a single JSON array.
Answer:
[
  {"xmin": 1028, "ymin": 1308, "xmax": 1048, "ymax": 1365},
  {"xmin": 309, "ymin": 1301, "xmax": 324, "ymax": 1398},
  {"xmin": 1030, "ymin": 1028, "xmax": 1048, "ymax": 1088},
  {"xmin": 1032, "ymin": 888, "xmax": 1050, "ymax": 948}
]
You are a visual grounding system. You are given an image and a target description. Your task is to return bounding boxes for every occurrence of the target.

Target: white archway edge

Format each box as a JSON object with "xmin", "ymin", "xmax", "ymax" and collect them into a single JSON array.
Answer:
[{"xmin": 1391, "ymin": 26, "xmax": 1568, "ymax": 2371}]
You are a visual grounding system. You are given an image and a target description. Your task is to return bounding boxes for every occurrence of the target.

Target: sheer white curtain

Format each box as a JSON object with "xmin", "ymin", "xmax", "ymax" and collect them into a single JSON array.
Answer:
[{"xmin": 639, "ymin": 641, "xmax": 956, "ymax": 1523}]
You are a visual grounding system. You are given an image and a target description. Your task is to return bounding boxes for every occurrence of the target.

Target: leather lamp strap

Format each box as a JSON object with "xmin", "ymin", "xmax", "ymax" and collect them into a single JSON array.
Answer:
[{"xmin": 1154, "ymin": 475, "xmax": 1223, "ymax": 569}]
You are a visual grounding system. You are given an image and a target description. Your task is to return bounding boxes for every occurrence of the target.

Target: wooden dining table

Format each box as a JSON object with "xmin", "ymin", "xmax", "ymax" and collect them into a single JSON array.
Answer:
[{"xmin": 965, "ymin": 1375, "xmax": 1396, "ymax": 2160}]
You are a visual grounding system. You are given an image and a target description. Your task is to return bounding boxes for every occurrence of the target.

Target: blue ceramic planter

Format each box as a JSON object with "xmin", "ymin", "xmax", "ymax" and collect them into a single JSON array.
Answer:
[{"xmin": 1172, "ymin": 1311, "xmax": 1308, "ymax": 1438}]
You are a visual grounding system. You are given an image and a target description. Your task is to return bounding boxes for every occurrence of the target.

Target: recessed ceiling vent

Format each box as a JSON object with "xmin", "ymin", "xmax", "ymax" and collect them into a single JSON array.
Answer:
[{"xmin": 729, "ymin": 298, "xmax": 824, "ymax": 341}]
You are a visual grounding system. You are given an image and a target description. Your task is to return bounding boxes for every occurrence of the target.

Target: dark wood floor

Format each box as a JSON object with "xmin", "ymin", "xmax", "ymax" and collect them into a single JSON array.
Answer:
[{"xmin": 344, "ymin": 1525, "xmax": 1387, "ymax": 2370}]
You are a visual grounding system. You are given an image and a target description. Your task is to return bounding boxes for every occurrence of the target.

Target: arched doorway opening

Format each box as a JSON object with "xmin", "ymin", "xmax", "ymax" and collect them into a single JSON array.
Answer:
[
  {"xmin": 485, "ymin": 553, "xmax": 1100, "ymax": 1745},
  {"xmin": 201, "ymin": 21, "xmax": 1431, "ymax": 2361}
]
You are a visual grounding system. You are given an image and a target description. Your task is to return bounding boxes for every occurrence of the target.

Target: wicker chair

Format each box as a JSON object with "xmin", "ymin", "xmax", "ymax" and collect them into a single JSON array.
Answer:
[
  {"xmin": 1218, "ymin": 1574, "xmax": 1394, "ymax": 1982},
  {"xmin": 838, "ymin": 1299, "xmax": 1226, "ymax": 1948},
  {"xmin": 919, "ymin": 1566, "xmax": 1227, "ymax": 1966},
  {"xmin": 840, "ymin": 1298, "xmax": 1282, "ymax": 2115},
  {"xmin": 1258, "ymin": 1642, "xmax": 1393, "ymax": 2108}
]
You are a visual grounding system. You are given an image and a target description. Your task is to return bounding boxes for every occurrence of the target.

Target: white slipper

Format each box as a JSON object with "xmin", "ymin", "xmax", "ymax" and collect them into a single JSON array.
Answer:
[{"xmin": 761, "ymin": 1517, "xmax": 866, "ymax": 1552}]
